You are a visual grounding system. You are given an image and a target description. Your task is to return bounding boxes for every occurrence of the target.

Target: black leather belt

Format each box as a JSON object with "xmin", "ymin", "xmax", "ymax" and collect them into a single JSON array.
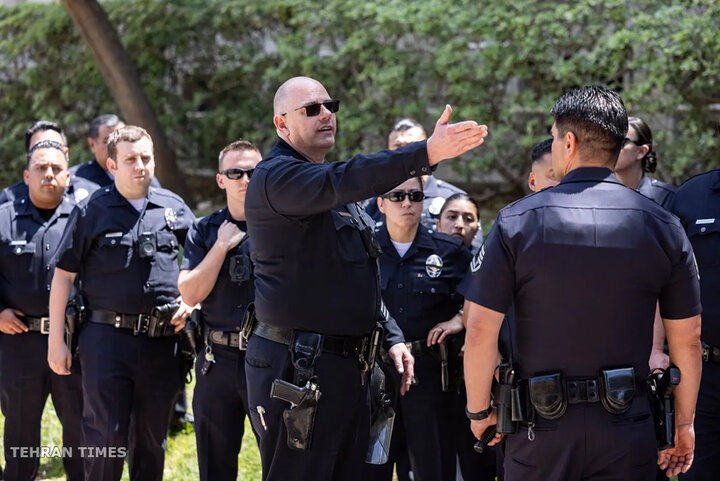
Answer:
[
  {"xmin": 88, "ymin": 309, "xmax": 175, "ymax": 337},
  {"xmin": 20, "ymin": 316, "xmax": 50, "ymax": 334},
  {"xmin": 566, "ymin": 378, "xmax": 600, "ymax": 404},
  {"xmin": 208, "ymin": 329, "xmax": 242, "ymax": 349},
  {"xmin": 405, "ymin": 339, "xmax": 432, "ymax": 357},
  {"xmin": 252, "ymin": 320, "xmax": 366, "ymax": 358},
  {"xmin": 702, "ymin": 342, "xmax": 720, "ymax": 363}
]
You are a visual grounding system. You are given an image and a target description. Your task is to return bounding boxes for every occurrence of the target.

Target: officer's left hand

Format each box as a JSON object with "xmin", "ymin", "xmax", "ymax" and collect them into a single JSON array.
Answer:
[
  {"xmin": 426, "ymin": 313, "xmax": 464, "ymax": 346},
  {"xmin": 658, "ymin": 423, "xmax": 695, "ymax": 477},
  {"xmin": 471, "ymin": 412, "xmax": 503, "ymax": 446},
  {"xmin": 170, "ymin": 300, "xmax": 193, "ymax": 332},
  {"xmin": 388, "ymin": 342, "xmax": 415, "ymax": 395}
]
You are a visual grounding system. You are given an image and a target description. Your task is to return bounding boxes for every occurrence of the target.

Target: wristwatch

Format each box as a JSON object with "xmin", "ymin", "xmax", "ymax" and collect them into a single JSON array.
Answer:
[{"xmin": 465, "ymin": 404, "xmax": 493, "ymax": 421}]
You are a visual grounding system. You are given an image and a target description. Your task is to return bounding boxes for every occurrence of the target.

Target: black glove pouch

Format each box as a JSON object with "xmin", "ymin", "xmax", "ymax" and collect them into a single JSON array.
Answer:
[
  {"xmin": 528, "ymin": 372, "xmax": 567, "ymax": 420},
  {"xmin": 599, "ymin": 367, "xmax": 635, "ymax": 415}
]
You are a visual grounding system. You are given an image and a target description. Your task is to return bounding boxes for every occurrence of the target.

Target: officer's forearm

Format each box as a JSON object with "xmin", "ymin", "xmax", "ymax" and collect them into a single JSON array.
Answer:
[
  {"xmin": 652, "ymin": 305, "xmax": 666, "ymax": 352},
  {"xmin": 177, "ymin": 242, "xmax": 228, "ymax": 306},
  {"xmin": 665, "ymin": 314, "xmax": 702, "ymax": 426},
  {"xmin": 48, "ymin": 268, "xmax": 76, "ymax": 346},
  {"xmin": 464, "ymin": 301, "xmax": 504, "ymax": 412}
]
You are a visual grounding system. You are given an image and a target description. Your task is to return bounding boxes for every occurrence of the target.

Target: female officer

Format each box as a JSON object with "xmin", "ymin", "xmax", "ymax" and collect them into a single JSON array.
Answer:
[{"xmin": 374, "ymin": 177, "xmax": 472, "ymax": 481}]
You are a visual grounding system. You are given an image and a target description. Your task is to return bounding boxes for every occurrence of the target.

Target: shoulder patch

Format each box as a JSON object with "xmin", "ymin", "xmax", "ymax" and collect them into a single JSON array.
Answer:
[{"xmin": 470, "ymin": 243, "xmax": 485, "ymax": 272}]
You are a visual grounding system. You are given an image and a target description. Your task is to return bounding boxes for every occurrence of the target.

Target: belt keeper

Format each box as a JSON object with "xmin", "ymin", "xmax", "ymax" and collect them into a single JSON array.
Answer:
[{"xmin": 114, "ymin": 315, "xmax": 122, "ymax": 329}]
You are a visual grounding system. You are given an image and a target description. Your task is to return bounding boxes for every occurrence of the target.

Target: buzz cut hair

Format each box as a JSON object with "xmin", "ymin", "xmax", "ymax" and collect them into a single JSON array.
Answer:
[
  {"xmin": 530, "ymin": 139, "xmax": 553, "ymax": 166},
  {"xmin": 106, "ymin": 125, "xmax": 153, "ymax": 161},
  {"xmin": 218, "ymin": 140, "xmax": 261, "ymax": 170},
  {"xmin": 391, "ymin": 118, "xmax": 426, "ymax": 135},
  {"xmin": 26, "ymin": 140, "xmax": 68, "ymax": 168}
]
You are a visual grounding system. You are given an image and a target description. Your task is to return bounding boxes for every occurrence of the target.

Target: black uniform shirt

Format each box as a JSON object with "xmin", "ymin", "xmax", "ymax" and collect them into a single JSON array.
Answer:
[
  {"xmin": 671, "ymin": 169, "xmax": 720, "ymax": 345},
  {"xmin": 0, "ymin": 195, "xmax": 75, "ymax": 317},
  {"xmin": 245, "ymin": 137, "xmax": 431, "ymax": 343},
  {"xmin": 180, "ymin": 208, "xmax": 254, "ymax": 331},
  {"xmin": 69, "ymin": 159, "xmax": 161, "ymax": 190},
  {"xmin": 461, "ymin": 167, "xmax": 701, "ymax": 380},
  {"xmin": 376, "ymin": 225, "xmax": 471, "ymax": 342},
  {"xmin": 54, "ymin": 185, "xmax": 194, "ymax": 314},
  {"xmin": 637, "ymin": 174, "xmax": 676, "ymax": 210}
]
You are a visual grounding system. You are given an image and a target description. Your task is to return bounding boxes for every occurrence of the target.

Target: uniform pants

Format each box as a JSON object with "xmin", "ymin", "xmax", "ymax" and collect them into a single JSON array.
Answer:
[
  {"xmin": 194, "ymin": 343, "xmax": 257, "ymax": 481},
  {"xmin": 78, "ymin": 323, "xmax": 181, "ymax": 481},
  {"xmin": 0, "ymin": 332, "xmax": 84, "ymax": 481},
  {"xmin": 454, "ymin": 381, "xmax": 496, "ymax": 481},
  {"xmin": 680, "ymin": 362, "xmax": 720, "ymax": 481},
  {"xmin": 245, "ymin": 335, "xmax": 369, "ymax": 481},
  {"xmin": 504, "ymin": 401, "xmax": 657, "ymax": 481}
]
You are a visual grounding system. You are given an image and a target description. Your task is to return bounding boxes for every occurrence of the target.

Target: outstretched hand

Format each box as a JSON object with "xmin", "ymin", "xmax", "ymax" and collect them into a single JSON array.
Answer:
[
  {"xmin": 426, "ymin": 105, "xmax": 488, "ymax": 166},
  {"xmin": 658, "ymin": 424, "xmax": 695, "ymax": 477}
]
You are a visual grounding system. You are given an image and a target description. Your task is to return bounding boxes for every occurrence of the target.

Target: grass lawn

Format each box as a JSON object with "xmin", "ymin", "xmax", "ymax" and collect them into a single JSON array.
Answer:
[{"xmin": 0, "ymin": 377, "xmax": 263, "ymax": 481}]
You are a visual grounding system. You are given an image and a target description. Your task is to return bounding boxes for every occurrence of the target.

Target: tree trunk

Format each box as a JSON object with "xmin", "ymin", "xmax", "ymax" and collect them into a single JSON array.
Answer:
[{"xmin": 60, "ymin": 0, "xmax": 193, "ymax": 204}]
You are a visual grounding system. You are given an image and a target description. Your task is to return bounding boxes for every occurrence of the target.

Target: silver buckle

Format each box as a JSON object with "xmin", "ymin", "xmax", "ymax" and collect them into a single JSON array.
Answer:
[
  {"xmin": 702, "ymin": 343, "xmax": 710, "ymax": 363},
  {"xmin": 134, "ymin": 314, "xmax": 151, "ymax": 336},
  {"xmin": 40, "ymin": 317, "xmax": 50, "ymax": 335}
]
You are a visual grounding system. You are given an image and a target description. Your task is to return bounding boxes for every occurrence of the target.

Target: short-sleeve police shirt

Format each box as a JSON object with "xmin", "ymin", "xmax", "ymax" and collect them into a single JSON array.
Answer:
[
  {"xmin": 55, "ymin": 185, "xmax": 194, "ymax": 314},
  {"xmin": 376, "ymin": 225, "xmax": 471, "ymax": 342},
  {"xmin": 180, "ymin": 208, "xmax": 254, "ymax": 331},
  {"xmin": 461, "ymin": 167, "xmax": 701, "ymax": 379},
  {"xmin": 672, "ymin": 169, "xmax": 720, "ymax": 345},
  {"xmin": 0, "ymin": 195, "xmax": 75, "ymax": 317}
]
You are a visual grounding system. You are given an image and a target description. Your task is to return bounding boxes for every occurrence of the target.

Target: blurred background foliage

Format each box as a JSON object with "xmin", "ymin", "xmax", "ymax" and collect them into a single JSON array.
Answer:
[{"xmin": 0, "ymin": 0, "xmax": 718, "ymax": 201}]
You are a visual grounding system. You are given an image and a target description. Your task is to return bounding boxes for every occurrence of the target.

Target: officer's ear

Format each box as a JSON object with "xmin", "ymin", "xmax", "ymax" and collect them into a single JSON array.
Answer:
[
  {"xmin": 216, "ymin": 172, "xmax": 226, "ymax": 191},
  {"xmin": 274, "ymin": 114, "xmax": 289, "ymax": 136},
  {"xmin": 106, "ymin": 157, "xmax": 118, "ymax": 175},
  {"xmin": 377, "ymin": 196, "xmax": 386, "ymax": 215},
  {"xmin": 528, "ymin": 171, "xmax": 537, "ymax": 192}
]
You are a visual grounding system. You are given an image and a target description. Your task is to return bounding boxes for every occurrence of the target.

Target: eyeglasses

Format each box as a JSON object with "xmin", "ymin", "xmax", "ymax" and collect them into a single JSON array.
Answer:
[
  {"xmin": 382, "ymin": 190, "xmax": 425, "ymax": 203},
  {"xmin": 220, "ymin": 168, "xmax": 254, "ymax": 180},
  {"xmin": 623, "ymin": 137, "xmax": 643, "ymax": 147},
  {"xmin": 282, "ymin": 99, "xmax": 340, "ymax": 117}
]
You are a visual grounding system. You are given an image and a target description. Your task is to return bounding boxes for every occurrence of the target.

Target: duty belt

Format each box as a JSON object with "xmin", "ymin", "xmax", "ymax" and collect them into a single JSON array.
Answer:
[
  {"xmin": 208, "ymin": 329, "xmax": 242, "ymax": 349},
  {"xmin": 252, "ymin": 320, "xmax": 367, "ymax": 358},
  {"xmin": 405, "ymin": 340, "xmax": 432, "ymax": 356},
  {"xmin": 702, "ymin": 342, "xmax": 720, "ymax": 364},
  {"xmin": 20, "ymin": 316, "xmax": 50, "ymax": 334},
  {"xmin": 88, "ymin": 310, "xmax": 175, "ymax": 337}
]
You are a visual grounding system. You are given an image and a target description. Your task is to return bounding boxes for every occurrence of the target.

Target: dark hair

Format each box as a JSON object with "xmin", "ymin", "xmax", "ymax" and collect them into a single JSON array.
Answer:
[
  {"xmin": 383, "ymin": 177, "xmax": 424, "ymax": 196},
  {"xmin": 26, "ymin": 140, "xmax": 68, "ymax": 168},
  {"xmin": 550, "ymin": 86, "xmax": 628, "ymax": 164},
  {"xmin": 530, "ymin": 138, "xmax": 553, "ymax": 165},
  {"xmin": 218, "ymin": 140, "xmax": 261, "ymax": 170},
  {"xmin": 24, "ymin": 120, "xmax": 66, "ymax": 152},
  {"xmin": 107, "ymin": 125, "xmax": 153, "ymax": 161},
  {"xmin": 89, "ymin": 114, "xmax": 121, "ymax": 139},
  {"xmin": 391, "ymin": 118, "xmax": 426, "ymax": 135},
  {"xmin": 439, "ymin": 193, "xmax": 479, "ymax": 218},
  {"xmin": 628, "ymin": 116, "xmax": 658, "ymax": 173}
]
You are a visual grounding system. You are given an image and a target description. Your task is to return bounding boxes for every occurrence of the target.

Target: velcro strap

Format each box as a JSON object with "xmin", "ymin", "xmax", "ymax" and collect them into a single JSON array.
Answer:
[
  {"xmin": 89, "ymin": 310, "xmax": 141, "ymax": 329},
  {"xmin": 566, "ymin": 379, "xmax": 600, "ymax": 404},
  {"xmin": 252, "ymin": 320, "xmax": 366, "ymax": 357}
]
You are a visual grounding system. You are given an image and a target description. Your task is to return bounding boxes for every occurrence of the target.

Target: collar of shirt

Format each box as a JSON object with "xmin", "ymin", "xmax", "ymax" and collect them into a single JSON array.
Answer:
[
  {"xmin": 15, "ymin": 194, "xmax": 74, "ymax": 221},
  {"xmin": 266, "ymin": 137, "xmax": 311, "ymax": 164},
  {"xmin": 637, "ymin": 173, "xmax": 652, "ymax": 192},
  {"xmin": 104, "ymin": 184, "xmax": 170, "ymax": 209},
  {"xmin": 376, "ymin": 223, "xmax": 435, "ymax": 260},
  {"xmin": 710, "ymin": 170, "xmax": 720, "ymax": 191},
  {"xmin": 559, "ymin": 166, "xmax": 622, "ymax": 186}
]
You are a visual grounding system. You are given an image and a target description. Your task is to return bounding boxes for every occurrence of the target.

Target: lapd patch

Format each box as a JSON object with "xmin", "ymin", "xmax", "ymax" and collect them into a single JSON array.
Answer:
[
  {"xmin": 425, "ymin": 254, "xmax": 443, "ymax": 278},
  {"xmin": 74, "ymin": 188, "xmax": 89, "ymax": 202},
  {"xmin": 164, "ymin": 208, "xmax": 178, "ymax": 230},
  {"xmin": 470, "ymin": 244, "xmax": 485, "ymax": 273},
  {"xmin": 428, "ymin": 197, "xmax": 445, "ymax": 216}
]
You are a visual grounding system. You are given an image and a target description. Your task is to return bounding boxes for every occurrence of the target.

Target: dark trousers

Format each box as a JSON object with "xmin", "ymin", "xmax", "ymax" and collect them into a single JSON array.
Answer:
[
  {"xmin": 78, "ymin": 323, "xmax": 181, "ymax": 481},
  {"xmin": 245, "ymin": 335, "xmax": 369, "ymax": 481},
  {"xmin": 504, "ymin": 401, "xmax": 656, "ymax": 481},
  {"xmin": 454, "ymin": 381, "xmax": 496, "ymax": 481},
  {"xmin": 0, "ymin": 332, "xmax": 84, "ymax": 481},
  {"xmin": 194, "ymin": 344, "xmax": 257, "ymax": 481},
  {"xmin": 680, "ymin": 362, "xmax": 720, "ymax": 481}
]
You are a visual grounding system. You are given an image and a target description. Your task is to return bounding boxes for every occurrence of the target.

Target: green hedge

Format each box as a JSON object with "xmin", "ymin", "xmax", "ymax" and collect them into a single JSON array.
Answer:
[{"xmin": 1, "ymin": 0, "xmax": 718, "ymax": 192}]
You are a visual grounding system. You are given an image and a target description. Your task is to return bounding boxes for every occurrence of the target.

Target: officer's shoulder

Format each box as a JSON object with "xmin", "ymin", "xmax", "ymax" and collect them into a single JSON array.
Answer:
[
  {"xmin": 149, "ymin": 186, "xmax": 189, "ymax": 207},
  {"xmin": 647, "ymin": 177, "xmax": 677, "ymax": 194},
  {"xmin": 676, "ymin": 169, "xmax": 719, "ymax": 194},
  {"xmin": 199, "ymin": 208, "xmax": 226, "ymax": 225},
  {"xmin": 497, "ymin": 189, "xmax": 548, "ymax": 218},
  {"xmin": 429, "ymin": 230, "xmax": 464, "ymax": 249},
  {"xmin": 435, "ymin": 178, "xmax": 466, "ymax": 195}
]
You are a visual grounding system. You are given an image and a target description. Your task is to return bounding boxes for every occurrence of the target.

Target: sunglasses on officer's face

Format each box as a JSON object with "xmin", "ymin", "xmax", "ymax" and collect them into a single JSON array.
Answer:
[
  {"xmin": 622, "ymin": 137, "xmax": 642, "ymax": 147},
  {"xmin": 282, "ymin": 100, "xmax": 340, "ymax": 117},
  {"xmin": 220, "ymin": 168, "xmax": 254, "ymax": 180},
  {"xmin": 382, "ymin": 190, "xmax": 425, "ymax": 203}
]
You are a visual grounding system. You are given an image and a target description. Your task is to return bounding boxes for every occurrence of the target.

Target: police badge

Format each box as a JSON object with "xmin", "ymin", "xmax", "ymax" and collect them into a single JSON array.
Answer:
[
  {"xmin": 164, "ymin": 208, "xmax": 178, "ymax": 230},
  {"xmin": 428, "ymin": 197, "xmax": 445, "ymax": 217},
  {"xmin": 425, "ymin": 254, "xmax": 443, "ymax": 278}
]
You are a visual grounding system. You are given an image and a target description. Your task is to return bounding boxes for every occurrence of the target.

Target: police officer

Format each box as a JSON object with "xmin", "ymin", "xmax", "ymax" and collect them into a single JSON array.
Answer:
[
  {"xmin": 0, "ymin": 140, "xmax": 83, "ymax": 481},
  {"xmin": 527, "ymin": 139, "xmax": 559, "ymax": 193},
  {"xmin": 178, "ymin": 140, "xmax": 261, "ymax": 481},
  {"xmin": 672, "ymin": 168, "xmax": 720, "ymax": 480},
  {"xmin": 615, "ymin": 116, "xmax": 675, "ymax": 209},
  {"xmin": 372, "ymin": 177, "xmax": 471, "ymax": 481},
  {"xmin": 462, "ymin": 86, "xmax": 702, "ymax": 480},
  {"xmin": 0, "ymin": 121, "xmax": 94, "ymax": 205},
  {"xmin": 244, "ymin": 76, "xmax": 487, "ymax": 481},
  {"xmin": 47, "ymin": 125, "xmax": 195, "ymax": 481}
]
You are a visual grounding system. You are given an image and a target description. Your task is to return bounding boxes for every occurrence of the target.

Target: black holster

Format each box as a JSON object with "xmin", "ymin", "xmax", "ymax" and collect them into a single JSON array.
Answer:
[
  {"xmin": 178, "ymin": 310, "xmax": 203, "ymax": 383},
  {"xmin": 65, "ymin": 296, "xmax": 86, "ymax": 356},
  {"xmin": 648, "ymin": 366, "xmax": 681, "ymax": 449},
  {"xmin": 271, "ymin": 378, "xmax": 322, "ymax": 451},
  {"xmin": 239, "ymin": 303, "xmax": 256, "ymax": 350},
  {"xmin": 494, "ymin": 363, "xmax": 518, "ymax": 433},
  {"xmin": 147, "ymin": 302, "xmax": 180, "ymax": 338}
]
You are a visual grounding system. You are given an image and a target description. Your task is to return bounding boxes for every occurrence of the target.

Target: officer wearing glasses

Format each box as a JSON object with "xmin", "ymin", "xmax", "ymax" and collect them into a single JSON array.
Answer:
[
  {"xmin": 0, "ymin": 140, "xmax": 84, "ymax": 481},
  {"xmin": 178, "ymin": 140, "xmax": 261, "ymax": 481},
  {"xmin": 243, "ymin": 76, "xmax": 488, "ymax": 481},
  {"xmin": 47, "ymin": 125, "xmax": 195, "ymax": 481},
  {"xmin": 370, "ymin": 177, "xmax": 471, "ymax": 481}
]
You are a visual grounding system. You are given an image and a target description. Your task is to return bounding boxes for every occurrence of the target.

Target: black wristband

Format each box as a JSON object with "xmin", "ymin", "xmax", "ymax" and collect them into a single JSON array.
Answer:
[{"xmin": 465, "ymin": 404, "xmax": 493, "ymax": 421}]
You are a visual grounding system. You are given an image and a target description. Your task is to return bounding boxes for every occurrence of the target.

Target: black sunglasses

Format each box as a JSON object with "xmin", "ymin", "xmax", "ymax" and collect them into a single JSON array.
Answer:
[
  {"xmin": 382, "ymin": 190, "xmax": 425, "ymax": 203},
  {"xmin": 283, "ymin": 99, "xmax": 340, "ymax": 117},
  {"xmin": 220, "ymin": 167, "xmax": 254, "ymax": 180},
  {"xmin": 623, "ymin": 137, "xmax": 643, "ymax": 147}
]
